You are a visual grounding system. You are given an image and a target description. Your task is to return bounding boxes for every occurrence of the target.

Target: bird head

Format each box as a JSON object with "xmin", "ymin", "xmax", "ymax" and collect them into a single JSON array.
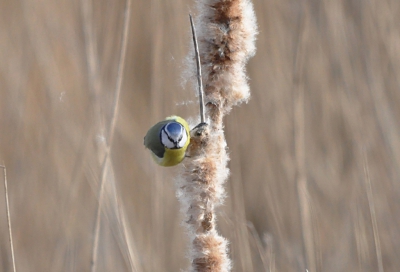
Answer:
[{"xmin": 160, "ymin": 122, "xmax": 188, "ymax": 149}]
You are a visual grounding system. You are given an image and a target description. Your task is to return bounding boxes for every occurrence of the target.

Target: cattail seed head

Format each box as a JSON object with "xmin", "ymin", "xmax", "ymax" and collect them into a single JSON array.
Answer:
[{"xmin": 177, "ymin": 0, "xmax": 257, "ymax": 271}]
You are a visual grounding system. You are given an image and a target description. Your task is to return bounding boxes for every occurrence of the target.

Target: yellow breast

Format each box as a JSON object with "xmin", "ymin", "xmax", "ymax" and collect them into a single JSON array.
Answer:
[{"xmin": 152, "ymin": 147, "xmax": 187, "ymax": 167}]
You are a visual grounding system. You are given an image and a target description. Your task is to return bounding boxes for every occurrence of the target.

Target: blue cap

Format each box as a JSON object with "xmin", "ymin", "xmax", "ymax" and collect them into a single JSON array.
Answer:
[{"xmin": 165, "ymin": 122, "xmax": 183, "ymax": 141}]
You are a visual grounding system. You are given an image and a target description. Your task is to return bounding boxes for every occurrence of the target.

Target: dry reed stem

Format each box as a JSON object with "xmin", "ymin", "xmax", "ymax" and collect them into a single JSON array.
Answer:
[
  {"xmin": 118, "ymin": 202, "xmax": 140, "ymax": 271},
  {"xmin": 177, "ymin": 1, "xmax": 257, "ymax": 271},
  {"xmin": 149, "ymin": 1, "xmax": 166, "ymax": 269},
  {"xmin": 353, "ymin": 205, "xmax": 365, "ymax": 272},
  {"xmin": 190, "ymin": 14, "xmax": 206, "ymax": 124},
  {"xmin": 1, "ymin": 165, "xmax": 16, "ymax": 272},
  {"xmin": 362, "ymin": 149, "xmax": 384, "ymax": 272},
  {"xmin": 81, "ymin": 2, "xmax": 103, "ymax": 268},
  {"xmin": 266, "ymin": 236, "xmax": 275, "ymax": 272},
  {"xmin": 247, "ymin": 222, "xmax": 270, "ymax": 271},
  {"xmin": 293, "ymin": 12, "xmax": 317, "ymax": 272},
  {"xmin": 88, "ymin": 0, "xmax": 132, "ymax": 271}
]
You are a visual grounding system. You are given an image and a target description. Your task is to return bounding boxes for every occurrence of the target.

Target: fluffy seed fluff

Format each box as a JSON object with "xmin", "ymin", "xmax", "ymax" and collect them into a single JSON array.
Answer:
[{"xmin": 177, "ymin": 0, "xmax": 257, "ymax": 271}]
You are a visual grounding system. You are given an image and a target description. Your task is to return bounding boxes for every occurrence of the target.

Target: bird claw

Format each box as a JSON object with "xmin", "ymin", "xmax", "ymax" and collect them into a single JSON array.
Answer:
[
  {"xmin": 187, "ymin": 122, "xmax": 209, "ymax": 158},
  {"xmin": 191, "ymin": 122, "xmax": 208, "ymax": 137}
]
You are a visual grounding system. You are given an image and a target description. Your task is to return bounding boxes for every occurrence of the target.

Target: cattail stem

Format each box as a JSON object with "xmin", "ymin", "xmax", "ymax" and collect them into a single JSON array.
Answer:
[
  {"xmin": 1, "ymin": 165, "xmax": 16, "ymax": 272},
  {"xmin": 89, "ymin": 0, "xmax": 131, "ymax": 271},
  {"xmin": 189, "ymin": 14, "xmax": 206, "ymax": 124},
  {"xmin": 177, "ymin": 1, "xmax": 257, "ymax": 271}
]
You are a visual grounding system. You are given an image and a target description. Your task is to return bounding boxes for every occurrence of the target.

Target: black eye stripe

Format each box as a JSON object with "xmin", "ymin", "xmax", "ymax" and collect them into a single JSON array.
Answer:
[
  {"xmin": 160, "ymin": 123, "xmax": 187, "ymax": 149},
  {"xmin": 168, "ymin": 134, "xmax": 177, "ymax": 144},
  {"xmin": 160, "ymin": 127, "xmax": 179, "ymax": 149},
  {"xmin": 177, "ymin": 126, "xmax": 186, "ymax": 143}
]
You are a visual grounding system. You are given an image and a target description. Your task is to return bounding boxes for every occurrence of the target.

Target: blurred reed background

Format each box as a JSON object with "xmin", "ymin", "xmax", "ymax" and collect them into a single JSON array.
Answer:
[{"xmin": 0, "ymin": 0, "xmax": 399, "ymax": 271}]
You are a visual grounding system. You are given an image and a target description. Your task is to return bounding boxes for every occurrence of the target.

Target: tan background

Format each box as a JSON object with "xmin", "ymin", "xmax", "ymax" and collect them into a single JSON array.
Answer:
[{"xmin": 0, "ymin": 0, "xmax": 399, "ymax": 271}]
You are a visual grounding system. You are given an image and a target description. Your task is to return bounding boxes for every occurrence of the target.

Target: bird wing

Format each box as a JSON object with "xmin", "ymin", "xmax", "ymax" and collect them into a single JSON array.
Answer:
[{"xmin": 144, "ymin": 120, "xmax": 170, "ymax": 158}]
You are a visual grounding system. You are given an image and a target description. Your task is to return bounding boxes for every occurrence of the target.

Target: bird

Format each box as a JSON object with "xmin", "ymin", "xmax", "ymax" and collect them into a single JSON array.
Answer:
[
  {"xmin": 143, "ymin": 15, "xmax": 206, "ymax": 167},
  {"xmin": 144, "ymin": 116, "xmax": 190, "ymax": 167}
]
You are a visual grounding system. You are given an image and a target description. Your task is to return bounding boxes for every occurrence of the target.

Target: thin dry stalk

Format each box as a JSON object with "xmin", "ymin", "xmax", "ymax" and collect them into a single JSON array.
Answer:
[
  {"xmin": 294, "ymin": 86, "xmax": 316, "ymax": 272},
  {"xmin": 353, "ymin": 204, "xmax": 367, "ymax": 272},
  {"xmin": 81, "ymin": 2, "xmax": 103, "ymax": 268},
  {"xmin": 262, "ymin": 234, "xmax": 275, "ymax": 272},
  {"xmin": 118, "ymin": 202, "xmax": 140, "ymax": 271},
  {"xmin": 189, "ymin": 14, "xmax": 205, "ymax": 124},
  {"xmin": 293, "ymin": 13, "xmax": 316, "ymax": 272},
  {"xmin": 1, "ymin": 165, "xmax": 16, "ymax": 272},
  {"xmin": 89, "ymin": 0, "xmax": 132, "ymax": 271},
  {"xmin": 177, "ymin": 1, "xmax": 257, "ymax": 271},
  {"xmin": 362, "ymin": 150, "xmax": 384, "ymax": 272},
  {"xmin": 149, "ymin": 1, "xmax": 165, "ymax": 269},
  {"xmin": 247, "ymin": 222, "xmax": 271, "ymax": 271}
]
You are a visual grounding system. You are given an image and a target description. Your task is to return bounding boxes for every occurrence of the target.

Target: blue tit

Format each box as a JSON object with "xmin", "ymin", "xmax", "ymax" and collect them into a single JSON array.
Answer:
[
  {"xmin": 143, "ymin": 16, "xmax": 207, "ymax": 167},
  {"xmin": 144, "ymin": 116, "xmax": 191, "ymax": 167}
]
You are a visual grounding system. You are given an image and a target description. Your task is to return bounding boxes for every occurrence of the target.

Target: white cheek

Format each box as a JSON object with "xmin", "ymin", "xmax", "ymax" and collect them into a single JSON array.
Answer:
[
  {"xmin": 177, "ymin": 131, "xmax": 188, "ymax": 148},
  {"xmin": 161, "ymin": 130, "xmax": 175, "ymax": 149}
]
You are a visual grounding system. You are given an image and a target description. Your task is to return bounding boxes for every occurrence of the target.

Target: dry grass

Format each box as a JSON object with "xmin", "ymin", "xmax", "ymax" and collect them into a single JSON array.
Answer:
[{"xmin": 0, "ymin": 0, "xmax": 400, "ymax": 271}]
